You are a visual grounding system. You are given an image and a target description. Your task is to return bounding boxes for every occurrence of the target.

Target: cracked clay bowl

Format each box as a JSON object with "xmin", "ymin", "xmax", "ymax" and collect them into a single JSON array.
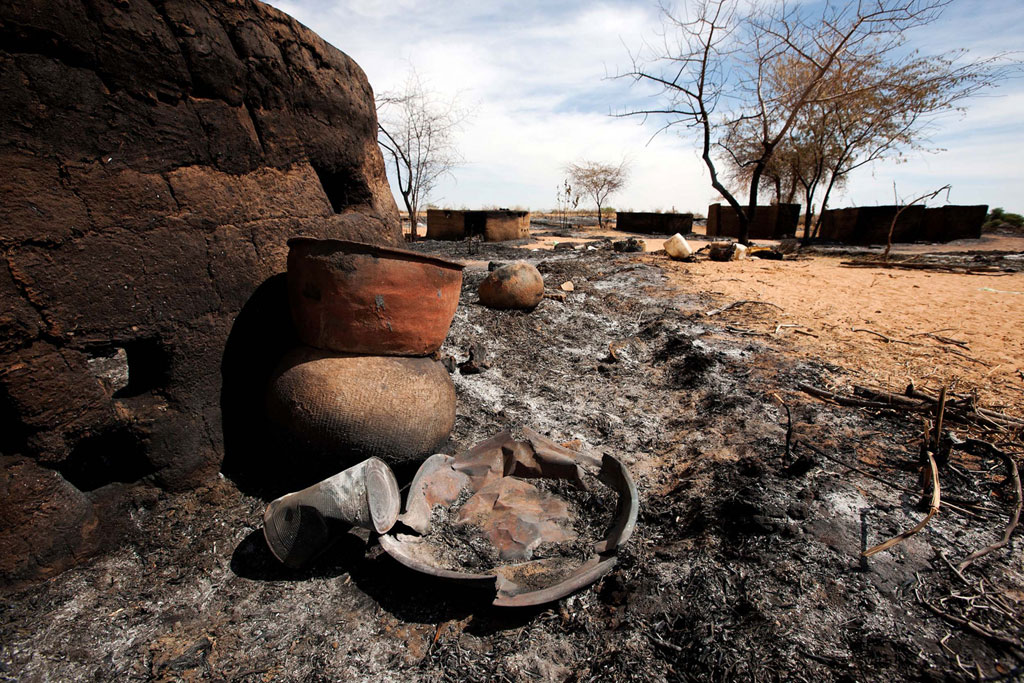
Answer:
[{"xmin": 287, "ymin": 238, "xmax": 464, "ymax": 356}]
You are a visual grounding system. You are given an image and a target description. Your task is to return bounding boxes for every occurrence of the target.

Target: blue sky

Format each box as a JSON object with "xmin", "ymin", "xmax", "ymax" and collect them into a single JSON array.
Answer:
[{"xmin": 267, "ymin": 0, "xmax": 1024, "ymax": 214}]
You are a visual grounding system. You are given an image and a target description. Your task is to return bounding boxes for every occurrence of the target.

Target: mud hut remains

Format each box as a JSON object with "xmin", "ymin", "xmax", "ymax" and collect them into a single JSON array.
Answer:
[
  {"xmin": 616, "ymin": 212, "xmax": 694, "ymax": 235},
  {"xmin": 426, "ymin": 209, "xmax": 530, "ymax": 241},
  {"xmin": 819, "ymin": 205, "xmax": 987, "ymax": 245},
  {"xmin": 706, "ymin": 203, "xmax": 801, "ymax": 239}
]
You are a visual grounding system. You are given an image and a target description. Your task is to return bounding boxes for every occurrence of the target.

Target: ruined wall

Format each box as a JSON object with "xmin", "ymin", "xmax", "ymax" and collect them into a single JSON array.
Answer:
[
  {"xmin": 483, "ymin": 211, "xmax": 530, "ymax": 242},
  {"xmin": 426, "ymin": 209, "xmax": 467, "ymax": 240},
  {"xmin": 426, "ymin": 210, "xmax": 530, "ymax": 241},
  {"xmin": 0, "ymin": 0, "xmax": 400, "ymax": 586},
  {"xmin": 819, "ymin": 206, "xmax": 925, "ymax": 245},
  {"xmin": 616, "ymin": 212, "xmax": 693, "ymax": 235},
  {"xmin": 706, "ymin": 204, "xmax": 801, "ymax": 240},
  {"xmin": 817, "ymin": 205, "xmax": 985, "ymax": 245}
]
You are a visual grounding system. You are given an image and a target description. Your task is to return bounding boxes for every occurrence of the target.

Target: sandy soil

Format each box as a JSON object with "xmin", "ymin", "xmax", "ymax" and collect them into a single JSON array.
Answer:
[
  {"xmin": 653, "ymin": 255, "xmax": 1024, "ymax": 416},
  {"xmin": 519, "ymin": 224, "xmax": 1024, "ymax": 415}
]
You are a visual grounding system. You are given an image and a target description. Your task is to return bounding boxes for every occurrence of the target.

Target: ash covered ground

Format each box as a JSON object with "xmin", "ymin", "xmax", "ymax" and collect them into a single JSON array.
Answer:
[{"xmin": 2, "ymin": 240, "xmax": 1021, "ymax": 682}]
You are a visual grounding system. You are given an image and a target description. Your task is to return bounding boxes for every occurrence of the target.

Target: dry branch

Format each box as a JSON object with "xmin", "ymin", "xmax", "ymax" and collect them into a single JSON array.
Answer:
[
  {"xmin": 958, "ymin": 443, "xmax": 1022, "ymax": 571},
  {"xmin": 705, "ymin": 300, "xmax": 783, "ymax": 317},
  {"xmin": 839, "ymin": 261, "xmax": 1007, "ymax": 274},
  {"xmin": 801, "ymin": 382, "xmax": 1024, "ymax": 429},
  {"xmin": 862, "ymin": 447, "xmax": 941, "ymax": 557},
  {"xmin": 851, "ymin": 327, "xmax": 919, "ymax": 346}
]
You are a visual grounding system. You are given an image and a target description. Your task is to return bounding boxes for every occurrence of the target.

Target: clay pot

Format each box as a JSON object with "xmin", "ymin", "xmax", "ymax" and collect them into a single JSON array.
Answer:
[
  {"xmin": 478, "ymin": 261, "xmax": 544, "ymax": 310},
  {"xmin": 287, "ymin": 238, "xmax": 464, "ymax": 356},
  {"xmin": 266, "ymin": 347, "xmax": 456, "ymax": 467}
]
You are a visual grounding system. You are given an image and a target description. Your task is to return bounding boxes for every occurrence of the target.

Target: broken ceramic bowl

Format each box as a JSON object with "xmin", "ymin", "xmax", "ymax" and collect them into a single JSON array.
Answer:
[{"xmin": 380, "ymin": 428, "xmax": 638, "ymax": 607}]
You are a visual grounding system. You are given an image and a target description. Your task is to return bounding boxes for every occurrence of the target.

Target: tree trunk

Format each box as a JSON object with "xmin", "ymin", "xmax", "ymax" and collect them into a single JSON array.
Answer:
[
  {"xmin": 801, "ymin": 182, "xmax": 816, "ymax": 244},
  {"xmin": 402, "ymin": 192, "xmax": 417, "ymax": 242},
  {"xmin": 813, "ymin": 170, "xmax": 841, "ymax": 240}
]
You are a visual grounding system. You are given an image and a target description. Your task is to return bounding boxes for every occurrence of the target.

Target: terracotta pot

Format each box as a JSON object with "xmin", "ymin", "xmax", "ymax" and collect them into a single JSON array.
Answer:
[
  {"xmin": 287, "ymin": 238, "xmax": 464, "ymax": 356},
  {"xmin": 266, "ymin": 347, "xmax": 456, "ymax": 467},
  {"xmin": 478, "ymin": 261, "xmax": 544, "ymax": 310}
]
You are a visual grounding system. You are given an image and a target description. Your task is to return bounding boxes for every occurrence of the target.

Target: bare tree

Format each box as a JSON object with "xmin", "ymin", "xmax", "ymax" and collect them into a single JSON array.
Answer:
[
  {"xmin": 377, "ymin": 69, "xmax": 467, "ymax": 241},
  {"xmin": 566, "ymin": 160, "xmax": 630, "ymax": 230},
  {"xmin": 883, "ymin": 182, "xmax": 951, "ymax": 260},
  {"xmin": 619, "ymin": 0, "xmax": 1008, "ymax": 245}
]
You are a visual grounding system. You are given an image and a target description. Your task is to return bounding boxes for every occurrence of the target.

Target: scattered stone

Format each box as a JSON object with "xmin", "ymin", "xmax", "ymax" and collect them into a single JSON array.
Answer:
[
  {"xmin": 554, "ymin": 242, "xmax": 577, "ymax": 251},
  {"xmin": 709, "ymin": 242, "xmax": 736, "ymax": 261},
  {"xmin": 612, "ymin": 238, "xmax": 646, "ymax": 253},
  {"xmin": 478, "ymin": 261, "xmax": 545, "ymax": 310},
  {"xmin": 560, "ymin": 281, "xmax": 575, "ymax": 292},
  {"xmin": 458, "ymin": 342, "xmax": 491, "ymax": 375},
  {"xmin": 440, "ymin": 354, "xmax": 459, "ymax": 373}
]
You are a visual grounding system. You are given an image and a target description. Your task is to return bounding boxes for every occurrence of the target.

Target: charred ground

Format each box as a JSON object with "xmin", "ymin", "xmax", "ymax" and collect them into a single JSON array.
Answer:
[{"xmin": 1, "ymin": 239, "xmax": 1021, "ymax": 682}]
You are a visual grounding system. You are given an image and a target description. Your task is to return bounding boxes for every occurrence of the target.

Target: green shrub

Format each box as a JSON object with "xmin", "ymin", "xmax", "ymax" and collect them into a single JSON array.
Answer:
[{"xmin": 983, "ymin": 207, "xmax": 1024, "ymax": 232}]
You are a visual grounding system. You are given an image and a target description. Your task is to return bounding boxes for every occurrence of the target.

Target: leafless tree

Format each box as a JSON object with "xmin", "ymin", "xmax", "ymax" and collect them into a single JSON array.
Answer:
[
  {"xmin": 566, "ymin": 160, "xmax": 630, "ymax": 230},
  {"xmin": 619, "ymin": 0, "xmax": 1011, "ymax": 245},
  {"xmin": 377, "ymin": 69, "xmax": 467, "ymax": 241},
  {"xmin": 883, "ymin": 182, "xmax": 951, "ymax": 260}
]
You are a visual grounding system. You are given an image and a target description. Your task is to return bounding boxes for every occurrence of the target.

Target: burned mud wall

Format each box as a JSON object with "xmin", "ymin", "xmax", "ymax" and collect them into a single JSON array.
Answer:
[
  {"xmin": 426, "ymin": 210, "xmax": 530, "ymax": 241},
  {"xmin": 920, "ymin": 205, "xmax": 987, "ymax": 242},
  {"xmin": 706, "ymin": 203, "xmax": 800, "ymax": 240},
  {"xmin": 0, "ymin": 0, "xmax": 400, "ymax": 587},
  {"xmin": 819, "ymin": 206, "xmax": 925, "ymax": 245},
  {"xmin": 818, "ymin": 205, "xmax": 987, "ymax": 245},
  {"xmin": 819, "ymin": 205, "xmax": 987, "ymax": 245},
  {"xmin": 616, "ymin": 212, "xmax": 693, "ymax": 235}
]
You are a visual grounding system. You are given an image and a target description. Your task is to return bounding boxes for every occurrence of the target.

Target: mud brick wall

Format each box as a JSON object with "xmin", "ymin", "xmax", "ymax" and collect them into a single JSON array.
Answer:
[
  {"xmin": 615, "ymin": 212, "xmax": 693, "ymax": 235},
  {"xmin": 818, "ymin": 205, "xmax": 985, "ymax": 245},
  {"xmin": 426, "ymin": 210, "xmax": 530, "ymax": 241},
  {"xmin": 706, "ymin": 204, "xmax": 800, "ymax": 240},
  {"xmin": 426, "ymin": 209, "xmax": 468, "ymax": 240},
  {"xmin": 920, "ymin": 205, "xmax": 987, "ymax": 242},
  {"xmin": 0, "ymin": 0, "xmax": 400, "ymax": 586},
  {"xmin": 818, "ymin": 205, "xmax": 925, "ymax": 245}
]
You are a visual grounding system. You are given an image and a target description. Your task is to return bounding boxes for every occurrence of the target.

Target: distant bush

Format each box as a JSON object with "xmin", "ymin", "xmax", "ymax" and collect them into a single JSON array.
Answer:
[{"xmin": 983, "ymin": 207, "xmax": 1024, "ymax": 233}]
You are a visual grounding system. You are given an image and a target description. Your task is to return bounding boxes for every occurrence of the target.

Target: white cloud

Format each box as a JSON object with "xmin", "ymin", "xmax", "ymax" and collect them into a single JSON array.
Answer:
[{"xmin": 268, "ymin": 0, "xmax": 1024, "ymax": 214}]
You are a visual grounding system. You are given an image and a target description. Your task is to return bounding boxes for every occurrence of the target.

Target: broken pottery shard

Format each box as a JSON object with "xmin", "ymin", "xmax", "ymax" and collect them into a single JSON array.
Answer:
[
  {"xmin": 560, "ymin": 281, "xmax": 575, "ymax": 291},
  {"xmin": 451, "ymin": 431, "xmax": 516, "ymax": 489},
  {"xmin": 379, "ymin": 534, "xmax": 497, "ymax": 583},
  {"xmin": 524, "ymin": 425, "xmax": 600, "ymax": 470},
  {"xmin": 493, "ymin": 556, "xmax": 618, "ymax": 608},
  {"xmin": 400, "ymin": 454, "xmax": 469, "ymax": 535},
  {"xmin": 456, "ymin": 478, "xmax": 575, "ymax": 560}
]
